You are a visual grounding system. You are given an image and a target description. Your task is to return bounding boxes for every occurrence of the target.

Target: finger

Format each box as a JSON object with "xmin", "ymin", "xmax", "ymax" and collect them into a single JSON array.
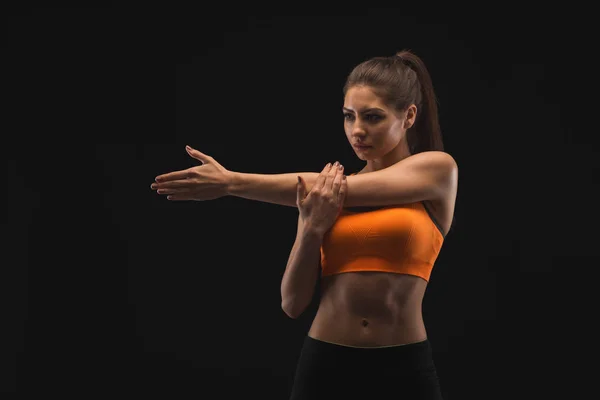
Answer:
[
  {"xmin": 152, "ymin": 179, "xmax": 192, "ymax": 190},
  {"xmin": 186, "ymin": 145, "xmax": 211, "ymax": 164},
  {"xmin": 296, "ymin": 176, "xmax": 307, "ymax": 205},
  {"xmin": 324, "ymin": 161, "xmax": 340, "ymax": 191},
  {"xmin": 156, "ymin": 187, "xmax": 193, "ymax": 195},
  {"xmin": 337, "ymin": 175, "xmax": 348, "ymax": 207},
  {"xmin": 166, "ymin": 193, "xmax": 194, "ymax": 201},
  {"xmin": 314, "ymin": 163, "xmax": 332, "ymax": 190},
  {"xmin": 331, "ymin": 164, "xmax": 344, "ymax": 200},
  {"xmin": 155, "ymin": 169, "xmax": 192, "ymax": 183}
]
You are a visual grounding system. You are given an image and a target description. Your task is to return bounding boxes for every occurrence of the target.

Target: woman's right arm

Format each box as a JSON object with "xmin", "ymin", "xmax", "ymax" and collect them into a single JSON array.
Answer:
[{"xmin": 280, "ymin": 214, "xmax": 323, "ymax": 319}]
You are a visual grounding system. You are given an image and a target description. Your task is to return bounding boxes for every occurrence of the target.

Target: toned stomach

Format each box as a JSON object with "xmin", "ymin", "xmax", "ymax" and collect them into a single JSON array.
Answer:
[{"xmin": 308, "ymin": 271, "xmax": 428, "ymax": 348}]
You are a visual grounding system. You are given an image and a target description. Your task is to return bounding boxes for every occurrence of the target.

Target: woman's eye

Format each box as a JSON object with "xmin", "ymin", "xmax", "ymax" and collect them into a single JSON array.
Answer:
[{"xmin": 343, "ymin": 113, "xmax": 381, "ymax": 122}]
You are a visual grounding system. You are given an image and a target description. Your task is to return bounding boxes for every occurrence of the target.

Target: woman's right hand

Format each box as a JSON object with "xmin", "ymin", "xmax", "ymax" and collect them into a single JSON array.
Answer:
[{"xmin": 296, "ymin": 162, "xmax": 347, "ymax": 237}]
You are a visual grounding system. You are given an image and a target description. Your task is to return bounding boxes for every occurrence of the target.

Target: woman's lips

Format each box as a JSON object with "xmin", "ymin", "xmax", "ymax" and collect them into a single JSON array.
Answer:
[{"xmin": 353, "ymin": 144, "xmax": 372, "ymax": 151}]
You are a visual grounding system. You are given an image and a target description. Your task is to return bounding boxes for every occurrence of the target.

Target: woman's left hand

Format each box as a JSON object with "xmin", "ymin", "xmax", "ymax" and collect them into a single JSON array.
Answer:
[{"xmin": 151, "ymin": 146, "xmax": 232, "ymax": 201}]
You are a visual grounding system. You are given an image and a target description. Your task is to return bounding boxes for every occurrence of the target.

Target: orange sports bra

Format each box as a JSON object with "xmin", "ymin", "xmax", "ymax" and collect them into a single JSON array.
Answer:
[{"xmin": 319, "ymin": 175, "xmax": 446, "ymax": 282}]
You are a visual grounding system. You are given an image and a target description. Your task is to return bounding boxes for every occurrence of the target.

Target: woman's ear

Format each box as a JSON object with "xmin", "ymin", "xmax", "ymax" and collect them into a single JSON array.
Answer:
[{"xmin": 404, "ymin": 104, "xmax": 417, "ymax": 130}]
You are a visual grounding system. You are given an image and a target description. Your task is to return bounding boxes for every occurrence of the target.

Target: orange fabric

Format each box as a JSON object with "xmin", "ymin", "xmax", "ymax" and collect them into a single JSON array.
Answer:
[{"xmin": 319, "ymin": 177, "xmax": 445, "ymax": 282}]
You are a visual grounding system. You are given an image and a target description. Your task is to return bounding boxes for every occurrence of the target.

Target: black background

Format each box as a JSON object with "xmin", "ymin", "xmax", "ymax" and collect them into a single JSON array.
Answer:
[{"xmin": 4, "ymin": 5, "xmax": 597, "ymax": 399}]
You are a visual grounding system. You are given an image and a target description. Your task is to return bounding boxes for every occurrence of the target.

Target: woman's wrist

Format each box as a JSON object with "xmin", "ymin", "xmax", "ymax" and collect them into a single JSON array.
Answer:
[
  {"xmin": 301, "ymin": 220, "xmax": 326, "ymax": 240},
  {"xmin": 225, "ymin": 170, "xmax": 240, "ymax": 196}
]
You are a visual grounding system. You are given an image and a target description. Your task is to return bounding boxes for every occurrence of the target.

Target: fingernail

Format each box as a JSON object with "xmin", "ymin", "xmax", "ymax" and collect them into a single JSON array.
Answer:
[
  {"xmin": 339, "ymin": 164, "xmax": 344, "ymax": 170},
  {"xmin": 334, "ymin": 161, "xmax": 339, "ymax": 167},
  {"xmin": 151, "ymin": 184, "xmax": 157, "ymax": 189}
]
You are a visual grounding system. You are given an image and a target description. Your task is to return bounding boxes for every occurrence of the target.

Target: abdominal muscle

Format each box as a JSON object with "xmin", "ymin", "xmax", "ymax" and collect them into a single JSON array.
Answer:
[{"xmin": 308, "ymin": 271, "xmax": 428, "ymax": 348}]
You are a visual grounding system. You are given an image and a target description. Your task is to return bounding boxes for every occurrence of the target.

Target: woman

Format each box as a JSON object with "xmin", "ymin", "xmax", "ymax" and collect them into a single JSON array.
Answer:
[{"xmin": 151, "ymin": 50, "xmax": 458, "ymax": 399}]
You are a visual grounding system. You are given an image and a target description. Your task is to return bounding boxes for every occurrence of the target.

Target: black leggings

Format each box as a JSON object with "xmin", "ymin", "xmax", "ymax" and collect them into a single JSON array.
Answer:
[{"xmin": 289, "ymin": 335, "xmax": 444, "ymax": 400}]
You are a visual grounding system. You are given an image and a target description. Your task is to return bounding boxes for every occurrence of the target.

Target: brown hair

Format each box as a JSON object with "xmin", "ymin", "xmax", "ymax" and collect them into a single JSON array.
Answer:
[{"xmin": 343, "ymin": 49, "xmax": 444, "ymax": 155}]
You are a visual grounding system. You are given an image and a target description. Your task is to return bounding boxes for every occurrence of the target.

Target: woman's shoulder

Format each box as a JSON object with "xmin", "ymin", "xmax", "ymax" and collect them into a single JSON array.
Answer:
[
  {"xmin": 350, "ymin": 151, "xmax": 456, "ymax": 176},
  {"xmin": 412, "ymin": 150, "xmax": 457, "ymax": 166}
]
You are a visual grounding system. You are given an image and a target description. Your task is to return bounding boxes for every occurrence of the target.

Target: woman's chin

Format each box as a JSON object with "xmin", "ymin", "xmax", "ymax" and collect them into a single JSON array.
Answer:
[{"xmin": 355, "ymin": 153, "xmax": 373, "ymax": 161}]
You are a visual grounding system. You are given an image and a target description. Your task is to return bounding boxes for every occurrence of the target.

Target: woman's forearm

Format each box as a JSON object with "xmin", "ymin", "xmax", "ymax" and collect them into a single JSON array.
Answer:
[
  {"xmin": 226, "ymin": 171, "xmax": 320, "ymax": 207},
  {"xmin": 280, "ymin": 227, "xmax": 323, "ymax": 318}
]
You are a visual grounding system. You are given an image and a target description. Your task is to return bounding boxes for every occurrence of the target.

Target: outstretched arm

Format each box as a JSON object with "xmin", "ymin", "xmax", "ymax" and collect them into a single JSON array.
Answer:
[
  {"xmin": 228, "ymin": 151, "xmax": 457, "ymax": 207},
  {"xmin": 152, "ymin": 147, "xmax": 457, "ymax": 207},
  {"xmin": 227, "ymin": 171, "xmax": 320, "ymax": 207}
]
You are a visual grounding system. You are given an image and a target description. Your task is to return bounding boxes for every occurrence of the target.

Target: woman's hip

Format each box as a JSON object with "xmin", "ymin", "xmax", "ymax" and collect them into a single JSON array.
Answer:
[{"xmin": 289, "ymin": 335, "xmax": 443, "ymax": 400}]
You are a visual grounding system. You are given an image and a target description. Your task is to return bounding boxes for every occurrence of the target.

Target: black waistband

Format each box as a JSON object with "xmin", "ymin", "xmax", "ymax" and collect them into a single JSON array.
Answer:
[{"xmin": 300, "ymin": 335, "xmax": 435, "ymax": 372}]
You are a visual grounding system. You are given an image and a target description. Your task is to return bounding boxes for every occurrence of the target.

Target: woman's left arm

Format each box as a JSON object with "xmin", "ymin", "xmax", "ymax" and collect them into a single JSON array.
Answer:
[
  {"xmin": 343, "ymin": 151, "xmax": 457, "ymax": 207},
  {"xmin": 227, "ymin": 151, "xmax": 457, "ymax": 207}
]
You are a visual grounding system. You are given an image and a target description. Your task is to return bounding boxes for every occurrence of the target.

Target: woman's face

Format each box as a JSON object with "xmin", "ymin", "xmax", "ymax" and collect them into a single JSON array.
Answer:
[{"xmin": 343, "ymin": 85, "xmax": 416, "ymax": 161}]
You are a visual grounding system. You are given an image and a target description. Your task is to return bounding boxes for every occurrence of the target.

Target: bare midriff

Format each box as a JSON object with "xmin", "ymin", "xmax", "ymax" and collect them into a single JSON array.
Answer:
[{"xmin": 308, "ymin": 271, "xmax": 428, "ymax": 348}]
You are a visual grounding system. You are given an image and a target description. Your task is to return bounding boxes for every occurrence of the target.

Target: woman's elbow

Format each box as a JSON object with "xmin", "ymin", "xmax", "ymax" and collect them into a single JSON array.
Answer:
[{"xmin": 281, "ymin": 299, "xmax": 307, "ymax": 319}]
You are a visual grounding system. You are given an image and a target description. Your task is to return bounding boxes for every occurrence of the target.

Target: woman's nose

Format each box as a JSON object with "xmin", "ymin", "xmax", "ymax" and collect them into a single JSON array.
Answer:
[{"xmin": 352, "ymin": 128, "xmax": 367, "ymax": 139}]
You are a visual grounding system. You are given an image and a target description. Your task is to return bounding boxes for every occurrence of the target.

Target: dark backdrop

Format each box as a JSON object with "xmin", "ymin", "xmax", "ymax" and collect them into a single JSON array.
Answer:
[{"xmin": 4, "ymin": 6, "xmax": 596, "ymax": 399}]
